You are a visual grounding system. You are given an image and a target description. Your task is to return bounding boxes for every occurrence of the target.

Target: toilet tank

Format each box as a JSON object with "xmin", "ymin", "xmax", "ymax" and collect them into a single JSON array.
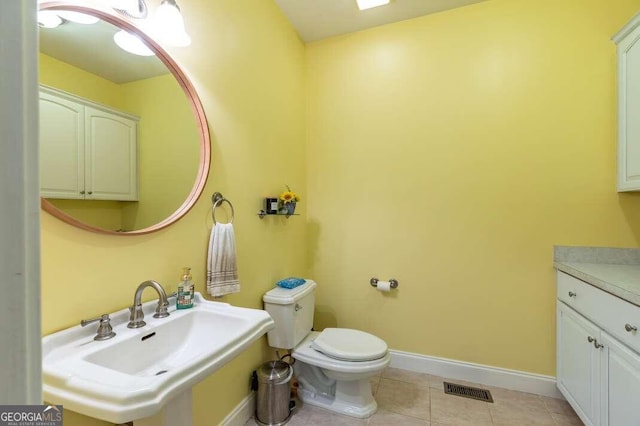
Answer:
[{"xmin": 263, "ymin": 280, "xmax": 316, "ymax": 349}]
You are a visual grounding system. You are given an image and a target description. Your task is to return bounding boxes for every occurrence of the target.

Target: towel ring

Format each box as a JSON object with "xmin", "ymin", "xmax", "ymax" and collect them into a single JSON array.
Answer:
[{"xmin": 212, "ymin": 192, "xmax": 234, "ymax": 224}]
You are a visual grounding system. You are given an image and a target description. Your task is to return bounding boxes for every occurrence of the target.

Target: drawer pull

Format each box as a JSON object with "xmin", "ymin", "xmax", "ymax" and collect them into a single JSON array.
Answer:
[
  {"xmin": 625, "ymin": 324, "xmax": 638, "ymax": 333},
  {"xmin": 587, "ymin": 336, "xmax": 595, "ymax": 343},
  {"xmin": 568, "ymin": 291, "xmax": 577, "ymax": 298}
]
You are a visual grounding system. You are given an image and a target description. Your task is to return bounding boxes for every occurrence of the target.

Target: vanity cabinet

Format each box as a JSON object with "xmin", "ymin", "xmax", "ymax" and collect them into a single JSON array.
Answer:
[
  {"xmin": 557, "ymin": 302, "xmax": 601, "ymax": 424},
  {"xmin": 39, "ymin": 86, "xmax": 138, "ymax": 201},
  {"xmin": 556, "ymin": 271, "xmax": 640, "ymax": 426},
  {"xmin": 614, "ymin": 13, "xmax": 640, "ymax": 191},
  {"xmin": 600, "ymin": 332, "xmax": 640, "ymax": 426}
]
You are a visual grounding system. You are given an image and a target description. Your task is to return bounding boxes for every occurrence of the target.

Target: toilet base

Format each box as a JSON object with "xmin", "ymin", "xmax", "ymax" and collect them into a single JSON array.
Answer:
[{"xmin": 297, "ymin": 377, "xmax": 378, "ymax": 419}]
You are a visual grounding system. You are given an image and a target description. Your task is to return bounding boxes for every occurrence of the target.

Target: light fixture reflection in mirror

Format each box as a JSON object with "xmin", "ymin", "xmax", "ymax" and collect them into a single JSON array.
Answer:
[
  {"xmin": 38, "ymin": 10, "xmax": 63, "ymax": 28},
  {"xmin": 39, "ymin": 0, "xmax": 191, "ymax": 52},
  {"xmin": 56, "ymin": 10, "xmax": 100, "ymax": 24},
  {"xmin": 112, "ymin": 0, "xmax": 148, "ymax": 19},
  {"xmin": 38, "ymin": 2, "xmax": 210, "ymax": 236},
  {"xmin": 113, "ymin": 30, "xmax": 155, "ymax": 56}
]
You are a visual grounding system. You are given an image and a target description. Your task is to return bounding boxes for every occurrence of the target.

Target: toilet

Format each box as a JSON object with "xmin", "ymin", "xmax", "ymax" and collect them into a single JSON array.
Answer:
[{"xmin": 263, "ymin": 280, "xmax": 390, "ymax": 418}]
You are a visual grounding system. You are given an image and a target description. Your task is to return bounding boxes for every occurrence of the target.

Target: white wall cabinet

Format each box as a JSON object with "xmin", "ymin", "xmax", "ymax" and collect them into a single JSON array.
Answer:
[
  {"xmin": 39, "ymin": 86, "xmax": 138, "ymax": 201},
  {"xmin": 614, "ymin": 13, "xmax": 640, "ymax": 191},
  {"xmin": 556, "ymin": 272, "xmax": 640, "ymax": 426}
]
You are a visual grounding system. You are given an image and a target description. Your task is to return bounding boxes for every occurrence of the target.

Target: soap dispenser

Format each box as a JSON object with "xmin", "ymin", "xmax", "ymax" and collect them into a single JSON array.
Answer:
[{"xmin": 177, "ymin": 267, "xmax": 195, "ymax": 310}]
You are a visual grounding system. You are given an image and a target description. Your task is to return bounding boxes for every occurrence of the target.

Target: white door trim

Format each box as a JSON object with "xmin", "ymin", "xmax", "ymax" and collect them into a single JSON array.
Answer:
[{"xmin": 0, "ymin": 0, "xmax": 42, "ymax": 404}]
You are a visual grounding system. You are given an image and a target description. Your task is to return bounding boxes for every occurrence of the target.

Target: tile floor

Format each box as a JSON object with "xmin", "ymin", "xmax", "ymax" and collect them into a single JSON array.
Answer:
[{"xmin": 247, "ymin": 367, "xmax": 583, "ymax": 425}]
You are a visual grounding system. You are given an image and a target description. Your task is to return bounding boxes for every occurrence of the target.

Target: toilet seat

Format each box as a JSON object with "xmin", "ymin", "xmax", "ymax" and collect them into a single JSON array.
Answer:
[
  {"xmin": 311, "ymin": 328, "xmax": 388, "ymax": 361},
  {"xmin": 293, "ymin": 332, "xmax": 390, "ymax": 374}
]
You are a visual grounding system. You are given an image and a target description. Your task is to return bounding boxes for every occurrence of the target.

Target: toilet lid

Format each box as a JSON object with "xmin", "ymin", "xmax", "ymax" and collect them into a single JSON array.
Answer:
[{"xmin": 310, "ymin": 328, "xmax": 388, "ymax": 361}]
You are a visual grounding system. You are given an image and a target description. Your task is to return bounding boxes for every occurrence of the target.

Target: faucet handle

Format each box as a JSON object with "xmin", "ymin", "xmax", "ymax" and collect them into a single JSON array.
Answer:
[
  {"xmin": 154, "ymin": 300, "xmax": 170, "ymax": 318},
  {"xmin": 81, "ymin": 314, "xmax": 116, "ymax": 341},
  {"xmin": 80, "ymin": 313, "xmax": 110, "ymax": 327}
]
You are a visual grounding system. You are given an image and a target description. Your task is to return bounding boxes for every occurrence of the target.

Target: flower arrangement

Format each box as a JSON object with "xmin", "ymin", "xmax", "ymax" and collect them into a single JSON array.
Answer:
[
  {"xmin": 279, "ymin": 185, "xmax": 300, "ymax": 205},
  {"xmin": 279, "ymin": 185, "xmax": 300, "ymax": 215}
]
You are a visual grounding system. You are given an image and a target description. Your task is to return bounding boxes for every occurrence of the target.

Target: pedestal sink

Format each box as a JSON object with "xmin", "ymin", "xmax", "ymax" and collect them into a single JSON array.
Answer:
[{"xmin": 42, "ymin": 293, "xmax": 274, "ymax": 424}]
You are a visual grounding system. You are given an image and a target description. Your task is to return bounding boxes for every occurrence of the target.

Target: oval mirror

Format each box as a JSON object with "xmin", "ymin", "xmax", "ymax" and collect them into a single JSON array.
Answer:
[{"xmin": 38, "ymin": 2, "xmax": 210, "ymax": 235}]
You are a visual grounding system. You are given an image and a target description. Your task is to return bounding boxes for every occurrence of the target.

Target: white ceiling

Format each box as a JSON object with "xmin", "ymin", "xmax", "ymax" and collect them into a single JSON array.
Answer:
[{"xmin": 273, "ymin": 0, "xmax": 488, "ymax": 43}]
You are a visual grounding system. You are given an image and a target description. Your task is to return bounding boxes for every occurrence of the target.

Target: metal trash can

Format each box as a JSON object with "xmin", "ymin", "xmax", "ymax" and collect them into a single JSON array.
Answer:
[{"xmin": 254, "ymin": 360, "xmax": 294, "ymax": 426}]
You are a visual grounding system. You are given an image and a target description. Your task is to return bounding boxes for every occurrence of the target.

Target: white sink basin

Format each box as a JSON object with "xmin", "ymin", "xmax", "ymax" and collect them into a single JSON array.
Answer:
[{"xmin": 42, "ymin": 293, "xmax": 274, "ymax": 423}]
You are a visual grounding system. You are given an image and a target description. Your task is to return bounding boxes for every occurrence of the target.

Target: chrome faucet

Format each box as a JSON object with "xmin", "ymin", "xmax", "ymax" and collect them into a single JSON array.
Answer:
[{"xmin": 128, "ymin": 280, "xmax": 170, "ymax": 328}]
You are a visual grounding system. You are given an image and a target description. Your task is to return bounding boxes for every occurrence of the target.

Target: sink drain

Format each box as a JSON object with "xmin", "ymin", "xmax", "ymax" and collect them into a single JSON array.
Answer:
[{"xmin": 155, "ymin": 370, "xmax": 168, "ymax": 376}]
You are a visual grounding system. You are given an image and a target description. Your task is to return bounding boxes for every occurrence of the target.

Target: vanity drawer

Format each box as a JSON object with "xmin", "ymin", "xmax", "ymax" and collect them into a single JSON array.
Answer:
[{"xmin": 557, "ymin": 271, "xmax": 640, "ymax": 353}]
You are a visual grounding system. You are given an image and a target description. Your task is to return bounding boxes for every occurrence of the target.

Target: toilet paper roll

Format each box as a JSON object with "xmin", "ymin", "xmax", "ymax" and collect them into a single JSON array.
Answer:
[{"xmin": 376, "ymin": 281, "xmax": 392, "ymax": 292}]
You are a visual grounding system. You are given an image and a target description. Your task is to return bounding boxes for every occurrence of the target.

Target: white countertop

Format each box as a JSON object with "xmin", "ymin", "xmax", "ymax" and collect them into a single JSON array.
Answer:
[
  {"xmin": 554, "ymin": 246, "xmax": 640, "ymax": 307},
  {"xmin": 554, "ymin": 261, "xmax": 640, "ymax": 307}
]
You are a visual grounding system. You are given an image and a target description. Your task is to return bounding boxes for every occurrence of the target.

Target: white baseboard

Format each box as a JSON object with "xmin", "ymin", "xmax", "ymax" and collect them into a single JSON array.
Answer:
[
  {"xmin": 220, "ymin": 393, "xmax": 255, "ymax": 426},
  {"xmin": 220, "ymin": 350, "xmax": 562, "ymax": 424},
  {"xmin": 389, "ymin": 349, "xmax": 564, "ymax": 399}
]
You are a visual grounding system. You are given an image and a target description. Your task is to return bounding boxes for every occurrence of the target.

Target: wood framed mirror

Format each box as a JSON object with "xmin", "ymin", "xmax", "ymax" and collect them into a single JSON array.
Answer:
[{"xmin": 38, "ymin": 1, "xmax": 210, "ymax": 235}]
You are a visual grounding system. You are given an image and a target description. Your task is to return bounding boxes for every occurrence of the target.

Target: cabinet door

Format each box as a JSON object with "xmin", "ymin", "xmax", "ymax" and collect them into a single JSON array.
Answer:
[
  {"xmin": 617, "ymin": 23, "xmax": 640, "ymax": 191},
  {"xmin": 600, "ymin": 332, "xmax": 640, "ymax": 426},
  {"xmin": 557, "ymin": 302, "xmax": 601, "ymax": 426},
  {"xmin": 39, "ymin": 92, "xmax": 85, "ymax": 199},
  {"xmin": 85, "ymin": 106, "xmax": 138, "ymax": 201}
]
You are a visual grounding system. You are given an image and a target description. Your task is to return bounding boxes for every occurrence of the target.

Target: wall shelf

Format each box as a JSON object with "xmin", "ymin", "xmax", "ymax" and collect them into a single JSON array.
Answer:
[{"xmin": 258, "ymin": 210, "xmax": 299, "ymax": 219}]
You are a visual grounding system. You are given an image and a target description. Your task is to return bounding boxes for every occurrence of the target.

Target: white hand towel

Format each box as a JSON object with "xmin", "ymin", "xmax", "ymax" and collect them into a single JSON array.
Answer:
[{"xmin": 206, "ymin": 223, "xmax": 240, "ymax": 297}]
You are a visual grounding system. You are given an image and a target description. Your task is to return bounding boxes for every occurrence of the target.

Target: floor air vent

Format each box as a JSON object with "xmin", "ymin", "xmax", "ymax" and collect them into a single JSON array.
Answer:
[{"xmin": 443, "ymin": 382, "xmax": 493, "ymax": 403}]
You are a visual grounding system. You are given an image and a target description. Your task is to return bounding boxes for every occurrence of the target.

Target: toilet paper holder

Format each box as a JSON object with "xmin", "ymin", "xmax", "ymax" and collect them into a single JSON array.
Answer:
[{"xmin": 370, "ymin": 277, "xmax": 399, "ymax": 289}]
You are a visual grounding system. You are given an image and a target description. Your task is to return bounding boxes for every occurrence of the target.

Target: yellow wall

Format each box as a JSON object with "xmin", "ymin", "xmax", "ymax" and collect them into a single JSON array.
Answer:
[
  {"xmin": 40, "ymin": 1, "xmax": 306, "ymax": 425},
  {"xmin": 47, "ymin": 199, "xmax": 123, "ymax": 230},
  {"xmin": 306, "ymin": 0, "xmax": 640, "ymax": 377},
  {"xmin": 120, "ymin": 74, "xmax": 200, "ymax": 230},
  {"xmin": 39, "ymin": 53, "xmax": 125, "ymax": 109}
]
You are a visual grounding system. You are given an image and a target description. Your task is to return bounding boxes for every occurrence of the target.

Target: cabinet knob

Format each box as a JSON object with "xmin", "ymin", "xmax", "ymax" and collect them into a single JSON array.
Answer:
[
  {"xmin": 587, "ymin": 336, "xmax": 595, "ymax": 343},
  {"xmin": 568, "ymin": 291, "xmax": 577, "ymax": 298},
  {"xmin": 625, "ymin": 324, "xmax": 638, "ymax": 333}
]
